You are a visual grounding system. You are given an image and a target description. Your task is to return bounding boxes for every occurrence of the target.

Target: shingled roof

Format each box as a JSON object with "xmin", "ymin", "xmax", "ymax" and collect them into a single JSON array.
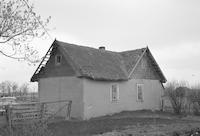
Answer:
[{"xmin": 31, "ymin": 40, "xmax": 166, "ymax": 83}]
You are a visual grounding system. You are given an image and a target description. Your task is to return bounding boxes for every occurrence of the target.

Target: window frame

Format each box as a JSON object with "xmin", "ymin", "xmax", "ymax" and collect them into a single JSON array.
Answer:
[
  {"xmin": 136, "ymin": 84, "xmax": 144, "ymax": 102},
  {"xmin": 55, "ymin": 55, "xmax": 62, "ymax": 66},
  {"xmin": 110, "ymin": 84, "xmax": 119, "ymax": 102}
]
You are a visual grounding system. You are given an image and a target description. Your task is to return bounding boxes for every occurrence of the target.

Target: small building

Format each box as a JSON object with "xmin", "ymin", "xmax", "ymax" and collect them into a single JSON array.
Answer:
[{"xmin": 31, "ymin": 40, "xmax": 166, "ymax": 120}]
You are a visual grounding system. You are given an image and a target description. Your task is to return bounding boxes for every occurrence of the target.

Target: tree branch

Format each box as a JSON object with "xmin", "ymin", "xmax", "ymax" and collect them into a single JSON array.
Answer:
[
  {"xmin": 0, "ymin": 50, "xmax": 25, "ymax": 60},
  {"xmin": 0, "ymin": 28, "xmax": 31, "ymax": 43}
]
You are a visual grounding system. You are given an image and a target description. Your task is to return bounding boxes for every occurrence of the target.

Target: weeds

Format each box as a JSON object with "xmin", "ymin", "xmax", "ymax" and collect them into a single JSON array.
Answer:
[{"xmin": 0, "ymin": 121, "xmax": 53, "ymax": 136}]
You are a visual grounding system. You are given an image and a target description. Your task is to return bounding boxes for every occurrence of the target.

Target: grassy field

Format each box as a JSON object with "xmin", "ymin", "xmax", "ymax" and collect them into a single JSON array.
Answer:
[
  {"xmin": 1, "ymin": 110, "xmax": 200, "ymax": 136},
  {"xmin": 48, "ymin": 110, "xmax": 200, "ymax": 136}
]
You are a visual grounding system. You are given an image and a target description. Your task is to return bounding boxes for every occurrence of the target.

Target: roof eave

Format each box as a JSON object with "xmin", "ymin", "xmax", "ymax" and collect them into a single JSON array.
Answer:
[{"xmin": 30, "ymin": 74, "xmax": 39, "ymax": 82}]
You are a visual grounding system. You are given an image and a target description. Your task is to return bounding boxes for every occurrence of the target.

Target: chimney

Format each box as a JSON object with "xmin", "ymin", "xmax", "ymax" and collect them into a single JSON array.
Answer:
[{"xmin": 99, "ymin": 46, "xmax": 105, "ymax": 50}]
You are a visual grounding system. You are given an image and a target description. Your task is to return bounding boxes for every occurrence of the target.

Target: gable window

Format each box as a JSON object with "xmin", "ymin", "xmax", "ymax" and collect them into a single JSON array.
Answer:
[
  {"xmin": 55, "ymin": 55, "xmax": 62, "ymax": 65},
  {"xmin": 110, "ymin": 84, "xmax": 119, "ymax": 102},
  {"xmin": 137, "ymin": 84, "xmax": 143, "ymax": 102}
]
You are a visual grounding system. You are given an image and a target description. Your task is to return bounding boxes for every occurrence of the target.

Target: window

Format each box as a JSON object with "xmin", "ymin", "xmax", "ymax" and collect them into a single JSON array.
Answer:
[
  {"xmin": 55, "ymin": 55, "xmax": 62, "ymax": 65},
  {"xmin": 110, "ymin": 84, "xmax": 119, "ymax": 102},
  {"xmin": 137, "ymin": 84, "xmax": 143, "ymax": 102}
]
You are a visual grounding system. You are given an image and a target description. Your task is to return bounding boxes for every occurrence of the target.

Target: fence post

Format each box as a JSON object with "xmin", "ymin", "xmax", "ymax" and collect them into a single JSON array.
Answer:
[
  {"xmin": 65, "ymin": 101, "xmax": 72, "ymax": 120},
  {"xmin": 40, "ymin": 103, "xmax": 45, "ymax": 119},
  {"xmin": 6, "ymin": 105, "xmax": 13, "ymax": 136}
]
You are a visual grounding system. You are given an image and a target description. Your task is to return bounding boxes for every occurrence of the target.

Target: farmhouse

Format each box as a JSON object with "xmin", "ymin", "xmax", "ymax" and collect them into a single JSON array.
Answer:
[{"xmin": 31, "ymin": 40, "xmax": 166, "ymax": 120}]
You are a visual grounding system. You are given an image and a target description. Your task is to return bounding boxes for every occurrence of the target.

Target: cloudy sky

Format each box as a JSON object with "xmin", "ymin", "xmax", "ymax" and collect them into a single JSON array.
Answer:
[{"xmin": 0, "ymin": 0, "xmax": 200, "ymax": 88}]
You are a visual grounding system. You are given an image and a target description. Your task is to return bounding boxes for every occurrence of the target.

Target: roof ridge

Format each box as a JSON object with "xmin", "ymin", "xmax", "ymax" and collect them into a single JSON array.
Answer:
[
  {"xmin": 119, "ymin": 47, "xmax": 147, "ymax": 53},
  {"xmin": 56, "ymin": 40, "xmax": 104, "ymax": 52},
  {"xmin": 56, "ymin": 40, "xmax": 146, "ymax": 54}
]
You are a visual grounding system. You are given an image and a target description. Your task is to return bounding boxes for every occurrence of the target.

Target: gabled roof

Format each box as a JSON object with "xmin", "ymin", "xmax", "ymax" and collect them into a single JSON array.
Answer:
[{"xmin": 31, "ymin": 40, "xmax": 166, "ymax": 83}]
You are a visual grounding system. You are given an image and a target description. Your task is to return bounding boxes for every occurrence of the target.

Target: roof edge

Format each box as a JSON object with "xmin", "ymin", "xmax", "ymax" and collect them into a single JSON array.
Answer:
[
  {"xmin": 146, "ymin": 47, "xmax": 167, "ymax": 83},
  {"xmin": 31, "ymin": 39, "xmax": 57, "ymax": 82}
]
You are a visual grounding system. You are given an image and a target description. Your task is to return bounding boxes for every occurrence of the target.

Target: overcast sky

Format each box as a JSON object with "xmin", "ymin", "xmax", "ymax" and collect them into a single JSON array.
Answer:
[{"xmin": 0, "ymin": 0, "xmax": 200, "ymax": 88}]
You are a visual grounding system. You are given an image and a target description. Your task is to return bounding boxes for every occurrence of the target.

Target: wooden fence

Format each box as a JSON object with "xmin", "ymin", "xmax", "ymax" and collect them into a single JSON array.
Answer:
[{"xmin": 6, "ymin": 100, "xmax": 72, "ymax": 124}]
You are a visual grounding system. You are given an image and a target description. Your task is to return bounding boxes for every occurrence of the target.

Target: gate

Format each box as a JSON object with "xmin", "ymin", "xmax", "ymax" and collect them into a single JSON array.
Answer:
[{"xmin": 7, "ymin": 100, "xmax": 72, "ymax": 124}]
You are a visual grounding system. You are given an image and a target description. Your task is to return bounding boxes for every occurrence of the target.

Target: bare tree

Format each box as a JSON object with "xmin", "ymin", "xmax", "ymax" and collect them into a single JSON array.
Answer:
[
  {"xmin": 0, "ymin": 81, "xmax": 31, "ymax": 97},
  {"xmin": 0, "ymin": 0, "xmax": 51, "ymax": 63},
  {"xmin": 0, "ymin": 81, "xmax": 15, "ymax": 96},
  {"xmin": 187, "ymin": 88, "xmax": 200, "ymax": 115},
  {"xmin": 0, "ymin": 81, "xmax": 9, "ymax": 95},
  {"xmin": 165, "ymin": 80, "xmax": 188, "ymax": 114},
  {"xmin": 11, "ymin": 82, "xmax": 19, "ymax": 96},
  {"xmin": 19, "ymin": 83, "xmax": 29, "ymax": 96}
]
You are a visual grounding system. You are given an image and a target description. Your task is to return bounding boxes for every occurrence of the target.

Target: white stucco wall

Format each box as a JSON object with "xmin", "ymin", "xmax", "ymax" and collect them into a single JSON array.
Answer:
[
  {"xmin": 38, "ymin": 77, "xmax": 84, "ymax": 119},
  {"xmin": 83, "ymin": 79, "xmax": 164, "ymax": 119},
  {"xmin": 38, "ymin": 77, "xmax": 164, "ymax": 120}
]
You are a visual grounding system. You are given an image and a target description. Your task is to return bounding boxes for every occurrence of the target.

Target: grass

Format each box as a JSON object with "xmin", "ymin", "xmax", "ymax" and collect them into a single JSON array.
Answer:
[
  {"xmin": 49, "ymin": 118, "xmax": 175, "ymax": 136},
  {"xmin": 48, "ymin": 110, "xmax": 200, "ymax": 136},
  {"xmin": 1, "ymin": 110, "xmax": 200, "ymax": 136}
]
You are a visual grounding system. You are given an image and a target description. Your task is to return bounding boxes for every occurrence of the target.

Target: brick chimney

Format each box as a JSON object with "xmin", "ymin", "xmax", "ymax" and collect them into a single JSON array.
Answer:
[{"xmin": 99, "ymin": 46, "xmax": 105, "ymax": 50}]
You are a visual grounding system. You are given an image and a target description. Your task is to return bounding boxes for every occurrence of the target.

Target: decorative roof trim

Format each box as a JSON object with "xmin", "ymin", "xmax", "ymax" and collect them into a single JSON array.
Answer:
[
  {"xmin": 128, "ymin": 47, "xmax": 148, "ymax": 78},
  {"xmin": 30, "ymin": 40, "xmax": 55, "ymax": 82}
]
